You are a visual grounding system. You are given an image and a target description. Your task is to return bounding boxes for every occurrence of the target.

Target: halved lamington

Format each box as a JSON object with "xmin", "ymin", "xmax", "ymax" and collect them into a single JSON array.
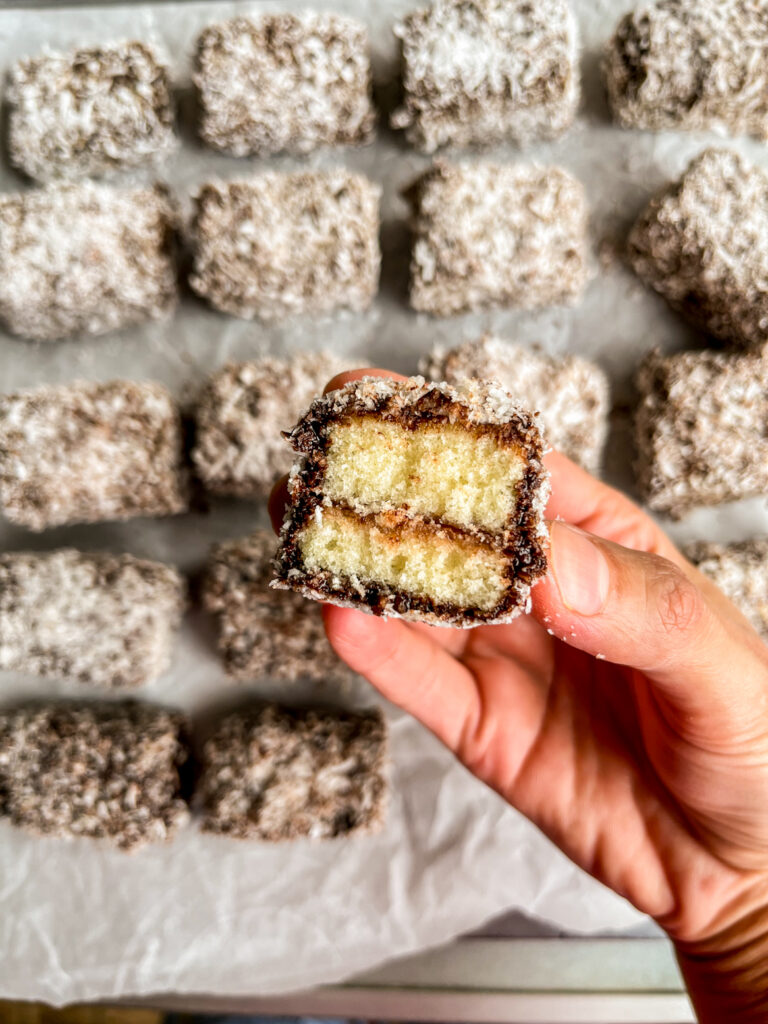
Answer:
[
  {"xmin": 7, "ymin": 41, "xmax": 177, "ymax": 182},
  {"xmin": 0, "ymin": 380, "xmax": 188, "ymax": 530},
  {"xmin": 392, "ymin": 0, "xmax": 580, "ymax": 152},
  {"xmin": 423, "ymin": 336, "xmax": 609, "ymax": 475},
  {"xmin": 687, "ymin": 540, "xmax": 768, "ymax": 639},
  {"xmin": 192, "ymin": 353, "xmax": 351, "ymax": 498},
  {"xmin": 605, "ymin": 0, "xmax": 768, "ymax": 139},
  {"xmin": 199, "ymin": 704, "xmax": 386, "ymax": 840},
  {"xmin": 202, "ymin": 531, "xmax": 354, "ymax": 685},
  {"xmin": 0, "ymin": 182, "xmax": 177, "ymax": 341},
  {"xmin": 408, "ymin": 161, "xmax": 589, "ymax": 316},
  {"xmin": 629, "ymin": 148, "xmax": 768, "ymax": 348},
  {"xmin": 194, "ymin": 13, "xmax": 375, "ymax": 156},
  {"xmin": 273, "ymin": 377, "xmax": 549, "ymax": 627},
  {"xmin": 190, "ymin": 170, "xmax": 380, "ymax": 321},
  {"xmin": 0, "ymin": 551, "xmax": 185, "ymax": 688},
  {"xmin": 635, "ymin": 348, "xmax": 768, "ymax": 518},
  {"xmin": 0, "ymin": 701, "xmax": 190, "ymax": 850}
]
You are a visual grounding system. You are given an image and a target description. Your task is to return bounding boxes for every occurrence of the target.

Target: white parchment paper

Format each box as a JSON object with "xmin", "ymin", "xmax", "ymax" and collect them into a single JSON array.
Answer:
[{"xmin": 0, "ymin": 0, "xmax": 766, "ymax": 1005}]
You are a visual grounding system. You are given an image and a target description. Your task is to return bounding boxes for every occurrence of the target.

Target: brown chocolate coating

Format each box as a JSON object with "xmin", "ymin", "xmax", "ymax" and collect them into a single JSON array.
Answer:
[
  {"xmin": 198, "ymin": 704, "xmax": 387, "ymax": 841},
  {"xmin": 194, "ymin": 13, "xmax": 375, "ymax": 157},
  {"xmin": 0, "ymin": 701, "xmax": 190, "ymax": 851},
  {"xmin": 189, "ymin": 171, "xmax": 380, "ymax": 322},
  {"xmin": 0, "ymin": 182, "xmax": 177, "ymax": 342},
  {"xmin": 634, "ymin": 347, "xmax": 768, "ymax": 517},
  {"xmin": 605, "ymin": 0, "xmax": 768, "ymax": 139},
  {"xmin": 8, "ymin": 41, "xmax": 177, "ymax": 182},
  {"xmin": 0, "ymin": 380, "xmax": 189, "ymax": 531},
  {"xmin": 202, "ymin": 530, "xmax": 355, "ymax": 685},
  {"xmin": 629, "ymin": 148, "xmax": 768, "ymax": 348},
  {"xmin": 0, "ymin": 550, "xmax": 185, "ymax": 689}
]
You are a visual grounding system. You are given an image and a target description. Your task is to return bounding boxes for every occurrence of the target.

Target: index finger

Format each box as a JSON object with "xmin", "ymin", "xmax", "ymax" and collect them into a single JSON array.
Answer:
[
  {"xmin": 323, "ymin": 367, "xmax": 405, "ymax": 395},
  {"xmin": 542, "ymin": 452, "xmax": 749, "ymax": 625},
  {"xmin": 544, "ymin": 449, "xmax": 682, "ymax": 565}
]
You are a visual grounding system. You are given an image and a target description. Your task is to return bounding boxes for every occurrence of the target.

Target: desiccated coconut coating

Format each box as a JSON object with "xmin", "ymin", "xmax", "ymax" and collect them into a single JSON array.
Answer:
[
  {"xmin": 629, "ymin": 148, "xmax": 768, "ymax": 349},
  {"xmin": 193, "ymin": 353, "xmax": 352, "ymax": 498},
  {"xmin": 0, "ymin": 701, "xmax": 190, "ymax": 851},
  {"xmin": 634, "ymin": 348, "xmax": 768, "ymax": 518},
  {"xmin": 7, "ymin": 41, "xmax": 177, "ymax": 182},
  {"xmin": 202, "ymin": 531, "xmax": 354, "ymax": 685},
  {"xmin": 392, "ymin": 0, "xmax": 580, "ymax": 152},
  {"xmin": 605, "ymin": 0, "xmax": 768, "ymax": 139},
  {"xmin": 0, "ymin": 380, "xmax": 188, "ymax": 531},
  {"xmin": 194, "ymin": 13, "xmax": 375, "ymax": 157},
  {"xmin": 422, "ymin": 335, "xmax": 609, "ymax": 475},
  {"xmin": 408, "ymin": 161, "xmax": 589, "ymax": 316},
  {"xmin": 0, "ymin": 182, "xmax": 177, "ymax": 342},
  {"xmin": 199, "ymin": 704, "xmax": 387, "ymax": 840},
  {"xmin": 190, "ymin": 171, "xmax": 381, "ymax": 321},
  {"xmin": 0, "ymin": 550, "xmax": 185, "ymax": 689},
  {"xmin": 273, "ymin": 376, "xmax": 550, "ymax": 628},
  {"xmin": 687, "ymin": 539, "xmax": 768, "ymax": 639}
]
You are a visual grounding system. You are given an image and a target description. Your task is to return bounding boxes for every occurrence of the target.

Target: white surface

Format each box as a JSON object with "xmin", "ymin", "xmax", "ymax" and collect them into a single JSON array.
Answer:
[{"xmin": 0, "ymin": 0, "xmax": 766, "ymax": 1007}]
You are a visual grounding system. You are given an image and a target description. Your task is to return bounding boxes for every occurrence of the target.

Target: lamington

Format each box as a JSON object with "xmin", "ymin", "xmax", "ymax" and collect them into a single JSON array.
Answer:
[
  {"xmin": 687, "ymin": 539, "xmax": 768, "ymax": 639},
  {"xmin": 423, "ymin": 336, "xmax": 609, "ymax": 474},
  {"xmin": 199, "ymin": 704, "xmax": 387, "ymax": 840},
  {"xmin": 392, "ymin": 0, "xmax": 580, "ymax": 152},
  {"xmin": 273, "ymin": 376, "xmax": 550, "ymax": 627},
  {"xmin": 605, "ymin": 0, "xmax": 768, "ymax": 139},
  {"xmin": 189, "ymin": 170, "xmax": 380, "ymax": 321},
  {"xmin": 634, "ymin": 348, "xmax": 768, "ymax": 518},
  {"xmin": 0, "ymin": 380, "xmax": 188, "ymax": 531},
  {"xmin": 629, "ymin": 148, "xmax": 768, "ymax": 348},
  {"xmin": 0, "ymin": 550, "xmax": 185, "ymax": 688},
  {"xmin": 0, "ymin": 701, "xmax": 190, "ymax": 850},
  {"xmin": 7, "ymin": 41, "xmax": 177, "ymax": 182},
  {"xmin": 193, "ymin": 353, "xmax": 351, "ymax": 498},
  {"xmin": 408, "ymin": 161, "xmax": 589, "ymax": 316},
  {"xmin": 202, "ymin": 531, "xmax": 354, "ymax": 685},
  {"xmin": 194, "ymin": 13, "xmax": 375, "ymax": 156},
  {"xmin": 0, "ymin": 182, "xmax": 177, "ymax": 341}
]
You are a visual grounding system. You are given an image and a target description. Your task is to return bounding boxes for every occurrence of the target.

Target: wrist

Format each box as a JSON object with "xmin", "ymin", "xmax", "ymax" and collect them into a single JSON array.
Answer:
[{"xmin": 670, "ymin": 876, "xmax": 768, "ymax": 1023}]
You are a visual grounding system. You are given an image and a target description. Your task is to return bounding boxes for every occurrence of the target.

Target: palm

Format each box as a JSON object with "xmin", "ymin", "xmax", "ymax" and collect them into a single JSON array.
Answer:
[
  {"xmin": 431, "ymin": 613, "xmax": 768, "ymax": 941},
  {"xmin": 447, "ymin": 618, "xmax": 684, "ymax": 923}
]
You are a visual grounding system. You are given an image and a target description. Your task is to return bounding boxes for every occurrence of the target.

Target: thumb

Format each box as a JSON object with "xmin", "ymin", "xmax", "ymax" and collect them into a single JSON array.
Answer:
[{"xmin": 533, "ymin": 521, "xmax": 768, "ymax": 705}]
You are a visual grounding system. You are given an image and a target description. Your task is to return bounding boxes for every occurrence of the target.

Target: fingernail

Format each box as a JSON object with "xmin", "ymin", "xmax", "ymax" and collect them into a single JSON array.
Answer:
[{"xmin": 550, "ymin": 521, "xmax": 611, "ymax": 616}]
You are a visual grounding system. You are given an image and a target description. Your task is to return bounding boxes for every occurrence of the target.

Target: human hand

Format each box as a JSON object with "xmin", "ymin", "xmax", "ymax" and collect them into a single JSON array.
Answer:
[{"xmin": 270, "ymin": 369, "xmax": 768, "ymax": 1023}]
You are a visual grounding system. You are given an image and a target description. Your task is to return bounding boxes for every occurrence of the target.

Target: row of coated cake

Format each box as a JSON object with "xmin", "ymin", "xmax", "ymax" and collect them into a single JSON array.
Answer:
[
  {"xmin": 0, "ymin": 340, "xmax": 605, "ymax": 536},
  {"xmin": 7, "ymin": 144, "xmax": 768, "ymax": 345},
  {"xmin": 3, "ymin": 337, "xmax": 768, "ymax": 698},
  {"xmin": 8, "ymin": 0, "xmax": 767, "ymax": 182},
  {"xmin": 0, "ymin": 163, "xmax": 591, "ymax": 342},
  {"xmin": 1, "ymin": 338, "xmax": 766, "ymax": 527},
  {"xmin": 0, "ymin": 700, "xmax": 387, "ymax": 850}
]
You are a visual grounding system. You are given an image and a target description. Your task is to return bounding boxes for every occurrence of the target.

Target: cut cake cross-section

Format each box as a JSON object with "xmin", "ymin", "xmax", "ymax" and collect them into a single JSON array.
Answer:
[{"xmin": 273, "ymin": 377, "xmax": 550, "ymax": 627}]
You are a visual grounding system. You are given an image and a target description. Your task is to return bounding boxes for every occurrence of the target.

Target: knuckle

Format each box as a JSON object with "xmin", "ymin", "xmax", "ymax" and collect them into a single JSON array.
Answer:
[{"xmin": 648, "ymin": 560, "xmax": 705, "ymax": 638}]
